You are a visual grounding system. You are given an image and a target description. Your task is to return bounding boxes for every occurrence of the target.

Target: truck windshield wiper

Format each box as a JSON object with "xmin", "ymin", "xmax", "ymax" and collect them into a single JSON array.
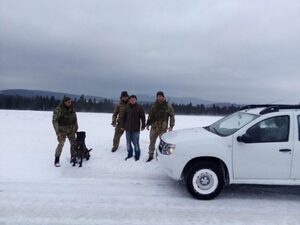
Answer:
[
  {"xmin": 211, "ymin": 127, "xmax": 222, "ymax": 136},
  {"xmin": 204, "ymin": 126, "xmax": 223, "ymax": 136}
]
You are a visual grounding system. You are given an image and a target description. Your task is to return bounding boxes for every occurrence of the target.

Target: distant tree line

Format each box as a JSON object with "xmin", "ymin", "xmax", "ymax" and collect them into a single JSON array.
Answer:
[
  {"xmin": 0, "ymin": 94, "xmax": 240, "ymax": 115},
  {"xmin": 142, "ymin": 102, "xmax": 240, "ymax": 115},
  {"xmin": 0, "ymin": 95, "xmax": 115, "ymax": 112}
]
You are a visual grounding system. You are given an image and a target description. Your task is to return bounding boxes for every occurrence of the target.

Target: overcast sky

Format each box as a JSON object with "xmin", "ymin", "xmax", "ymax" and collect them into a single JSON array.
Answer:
[{"xmin": 0, "ymin": 0, "xmax": 299, "ymax": 103}]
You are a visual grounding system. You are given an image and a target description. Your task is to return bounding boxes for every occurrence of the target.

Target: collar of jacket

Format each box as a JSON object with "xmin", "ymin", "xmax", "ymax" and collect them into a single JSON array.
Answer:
[
  {"xmin": 61, "ymin": 103, "xmax": 73, "ymax": 112},
  {"xmin": 129, "ymin": 103, "xmax": 137, "ymax": 107},
  {"xmin": 155, "ymin": 100, "xmax": 167, "ymax": 105}
]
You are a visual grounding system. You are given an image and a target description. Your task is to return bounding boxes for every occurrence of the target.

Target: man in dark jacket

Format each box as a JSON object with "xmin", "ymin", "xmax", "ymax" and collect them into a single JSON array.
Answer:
[
  {"xmin": 52, "ymin": 96, "xmax": 78, "ymax": 167},
  {"xmin": 146, "ymin": 91, "xmax": 175, "ymax": 162},
  {"xmin": 121, "ymin": 95, "xmax": 145, "ymax": 161},
  {"xmin": 111, "ymin": 91, "xmax": 129, "ymax": 152}
]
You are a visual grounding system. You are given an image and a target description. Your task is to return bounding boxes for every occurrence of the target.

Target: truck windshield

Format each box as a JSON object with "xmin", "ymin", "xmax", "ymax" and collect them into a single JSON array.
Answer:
[{"xmin": 205, "ymin": 112, "xmax": 259, "ymax": 136}]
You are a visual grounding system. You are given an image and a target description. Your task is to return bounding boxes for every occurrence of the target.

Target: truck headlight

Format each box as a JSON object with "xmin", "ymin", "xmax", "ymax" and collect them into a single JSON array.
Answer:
[
  {"xmin": 159, "ymin": 140, "xmax": 176, "ymax": 155},
  {"xmin": 165, "ymin": 145, "xmax": 176, "ymax": 155}
]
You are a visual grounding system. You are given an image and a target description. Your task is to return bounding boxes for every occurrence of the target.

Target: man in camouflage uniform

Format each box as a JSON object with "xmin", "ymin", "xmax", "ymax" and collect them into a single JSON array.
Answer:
[
  {"xmin": 52, "ymin": 96, "xmax": 78, "ymax": 167},
  {"xmin": 111, "ymin": 91, "xmax": 129, "ymax": 152},
  {"xmin": 146, "ymin": 91, "xmax": 175, "ymax": 162}
]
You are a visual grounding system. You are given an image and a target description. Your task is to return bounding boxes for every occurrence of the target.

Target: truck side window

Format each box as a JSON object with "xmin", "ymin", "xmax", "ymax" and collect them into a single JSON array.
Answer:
[{"xmin": 246, "ymin": 116, "xmax": 290, "ymax": 143}]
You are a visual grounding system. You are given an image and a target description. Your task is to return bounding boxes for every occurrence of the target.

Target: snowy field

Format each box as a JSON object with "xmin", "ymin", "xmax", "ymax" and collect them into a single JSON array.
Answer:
[{"xmin": 1, "ymin": 110, "xmax": 300, "ymax": 225}]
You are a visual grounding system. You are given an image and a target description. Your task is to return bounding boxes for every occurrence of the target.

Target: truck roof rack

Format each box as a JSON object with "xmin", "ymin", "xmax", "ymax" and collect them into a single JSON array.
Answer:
[{"xmin": 240, "ymin": 104, "xmax": 300, "ymax": 115}]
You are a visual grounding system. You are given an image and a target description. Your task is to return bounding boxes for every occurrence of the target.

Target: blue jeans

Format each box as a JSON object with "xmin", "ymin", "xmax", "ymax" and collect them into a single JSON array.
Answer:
[{"xmin": 126, "ymin": 131, "xmax": 141, "ymax": 160}]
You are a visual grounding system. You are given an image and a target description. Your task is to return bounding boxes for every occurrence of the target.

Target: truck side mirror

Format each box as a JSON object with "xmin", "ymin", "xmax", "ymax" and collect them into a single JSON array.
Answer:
[{"xmin": 237, "ymin": 134, "xmax": 252, "ymax": 143}]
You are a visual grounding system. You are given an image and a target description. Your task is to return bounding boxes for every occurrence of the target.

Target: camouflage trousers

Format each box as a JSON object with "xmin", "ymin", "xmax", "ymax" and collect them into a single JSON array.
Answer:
[
  {"xmin": 148, "ymin": 127, "xmax": 167, "ymax": 157},
  {"xmin": 112, "ymin": 125, "xmax": 125, "ymax": 149},
  {"xmin": 55, "ymin": 132, "xmax": 76, "ymax": 158}
]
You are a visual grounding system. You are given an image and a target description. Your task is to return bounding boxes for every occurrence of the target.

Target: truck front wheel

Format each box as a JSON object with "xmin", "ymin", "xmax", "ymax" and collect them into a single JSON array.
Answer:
[{"xmin": 186, "ymin": 162, "xmax": 224, "ymax": 200}]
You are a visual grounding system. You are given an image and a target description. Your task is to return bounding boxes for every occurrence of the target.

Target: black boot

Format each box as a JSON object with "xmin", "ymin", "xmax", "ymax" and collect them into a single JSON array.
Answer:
[
  {"xmin": 125, "ymin": 155, "xmax": 133, "ymax": 161},
  {"xmin": 71, "ymin": 156, "xmax": 76, "ymax": 167},
  {"xmin": 146, "ymin": 156, "xmax": 153, "ymax": 162},
  {"xmin": 54, "ymin": 156, "xmax": 60, "ymax": 167}
]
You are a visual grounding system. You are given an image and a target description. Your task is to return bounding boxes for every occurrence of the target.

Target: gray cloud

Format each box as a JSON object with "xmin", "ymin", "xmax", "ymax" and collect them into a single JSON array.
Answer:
[{"xmin": 1, "ymin": 0, "xmax": 300, "ymax": 103}]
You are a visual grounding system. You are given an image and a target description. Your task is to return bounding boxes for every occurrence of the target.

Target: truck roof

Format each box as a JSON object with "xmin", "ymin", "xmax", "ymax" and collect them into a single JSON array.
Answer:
[{"xmin": 239, "ymin": 104, "xmax": 300, "ymax": 115}]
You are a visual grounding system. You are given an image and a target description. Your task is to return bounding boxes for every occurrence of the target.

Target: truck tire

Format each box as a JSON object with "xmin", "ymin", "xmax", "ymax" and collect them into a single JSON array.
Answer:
[{"xmin": 186, "ymin": 162, "xmax": 224, "ymax": 200}]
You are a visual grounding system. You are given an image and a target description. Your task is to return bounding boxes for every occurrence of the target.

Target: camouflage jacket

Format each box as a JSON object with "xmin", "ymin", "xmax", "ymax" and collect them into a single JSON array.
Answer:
[
  {"xmin": 52, "ymin": 104, "xmax": 78, "ymax": 134},
  {"xmin": 146, "ymin": 100, "xmax": 175, "ymax": 130},
  {"xmin": 112, "ymin": 100, "xmax": 128, "ymax": 126}
]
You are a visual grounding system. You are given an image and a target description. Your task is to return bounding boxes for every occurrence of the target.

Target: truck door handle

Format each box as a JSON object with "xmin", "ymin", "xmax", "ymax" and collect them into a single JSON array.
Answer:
[{"xmin": 279, "ymin": 149, "xmax": 291, "ymax": 152}]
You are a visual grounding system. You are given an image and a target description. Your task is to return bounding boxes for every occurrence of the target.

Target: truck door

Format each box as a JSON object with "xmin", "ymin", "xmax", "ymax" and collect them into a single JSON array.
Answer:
[
  {"xmin": 291, "ymin": 114, "xmax": 300, "ymax": 179},
  {"xmin": 233, "ymin": 114, "xmax": 293, "ymax": 179}
]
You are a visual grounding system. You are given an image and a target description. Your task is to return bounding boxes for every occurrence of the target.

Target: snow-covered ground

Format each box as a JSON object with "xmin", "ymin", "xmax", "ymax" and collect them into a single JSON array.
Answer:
[{"xmin": 0, "ymin": 110, "xmax": 300, "ymax": 225}]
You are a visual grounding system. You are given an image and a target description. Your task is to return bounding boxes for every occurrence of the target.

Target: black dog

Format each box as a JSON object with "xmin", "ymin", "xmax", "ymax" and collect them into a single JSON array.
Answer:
[{"xmin": 72, "ymin": 131, "xmax": 92, "ymax": 167}]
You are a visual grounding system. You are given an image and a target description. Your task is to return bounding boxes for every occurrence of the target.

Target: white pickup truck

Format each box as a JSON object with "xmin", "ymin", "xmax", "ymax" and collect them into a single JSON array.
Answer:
[{"xmin": 158, "ymin": 105, "xmax": 300, "ymax": 200}]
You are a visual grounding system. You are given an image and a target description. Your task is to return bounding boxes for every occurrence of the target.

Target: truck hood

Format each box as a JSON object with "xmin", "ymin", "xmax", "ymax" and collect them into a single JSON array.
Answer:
[{"xmin": 161, "ymin": 127, "xmax": 217, "ymax": 144}]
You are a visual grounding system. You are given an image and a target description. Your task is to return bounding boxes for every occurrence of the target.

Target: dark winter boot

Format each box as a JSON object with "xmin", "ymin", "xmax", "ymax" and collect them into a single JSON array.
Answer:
[
  {"xmin": 111, "ymin": 147, "xmax": 118, "ymax": 152},
  {"xmin": 146, "ymin": 156, "xmax": 153, "ymax": 163},
  {"xmin": 71, "ymin": 156, "xmax": 76, "ymax": 167},
  {"xmin": 54, "ymin": 157, "xmax": 60, "ymax": 167},
  {"xmin": 125, "ymin": 155, "xmax": 133, "ymax": 161}
]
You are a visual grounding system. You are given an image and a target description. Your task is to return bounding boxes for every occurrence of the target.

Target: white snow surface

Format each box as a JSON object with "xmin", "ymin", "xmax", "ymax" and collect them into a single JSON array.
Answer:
[{"xmin": 0, "ymin": 110, "xmax": 300, "ymax": 225}]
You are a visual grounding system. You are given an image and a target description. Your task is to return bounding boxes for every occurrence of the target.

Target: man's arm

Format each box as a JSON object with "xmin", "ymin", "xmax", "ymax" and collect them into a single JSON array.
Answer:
[
  {"xmin": 52, "ymin": 107, "xmax": 60, "ymax": 134},
  {"xmin": 140, "ymin": 106, "xmax": 146, "ymax": 130},
  {"xmin": 74, "ymin": 112, "xmax": 79, "ymax": 133},
  {"xmin": 146, "ymin": 104, "xmax": 154, "ymax": 128},
  {"xmin": 111, "ymin": 104, "xmax": 119, "ymax": 126},
  {"xmin": 120, "ymin": 106, "xmax": 127, "ymax": 130},
  {"xmin": 168, "ymin": 104, "xmax": 175, "ymax": 130}
]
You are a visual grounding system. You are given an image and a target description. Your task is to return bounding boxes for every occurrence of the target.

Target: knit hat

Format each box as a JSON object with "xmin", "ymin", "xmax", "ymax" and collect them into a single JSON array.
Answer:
[
  {"xmin": 156, "ymin": 91, "xmax": 164, "ymax": 97},
  {"xmin": 120, "ymin": 91, "xmax": 129, "ymax": 98},
  {"xmin": 63, "ymin": 96, "xmax": 71, "ymax": 102},
  {"xmin": 129, "ymin": 95, "xmax": 137, "ymax": 100}
]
